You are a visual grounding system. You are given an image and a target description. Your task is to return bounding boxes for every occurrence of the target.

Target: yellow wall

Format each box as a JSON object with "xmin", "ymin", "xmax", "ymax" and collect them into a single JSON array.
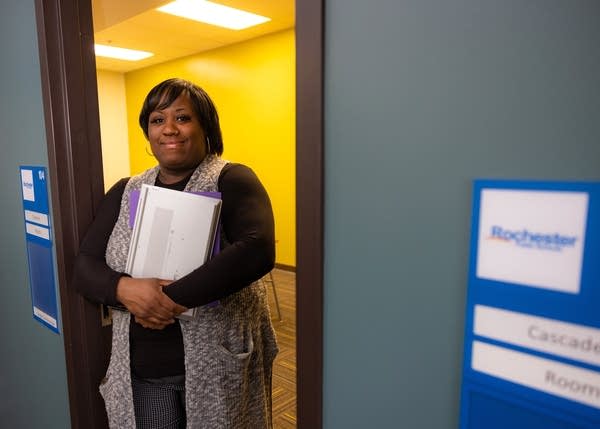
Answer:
[
  {"xmin": 125, "ymin": 29, "xmax": 296, "ymax": 267},
  {"xmin": 96, "ymin": 70, "xmax": 131, "ymax": 191}
]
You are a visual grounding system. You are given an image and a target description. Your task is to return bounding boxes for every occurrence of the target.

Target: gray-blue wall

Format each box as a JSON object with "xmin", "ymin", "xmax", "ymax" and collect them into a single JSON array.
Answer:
[
  {"xmin": 324, "ymin": 1, "xmax": 600, "ymax": 428},
  {"xmin": 0, "ymin": 0, "xmax": 70, "ymax": 427}
]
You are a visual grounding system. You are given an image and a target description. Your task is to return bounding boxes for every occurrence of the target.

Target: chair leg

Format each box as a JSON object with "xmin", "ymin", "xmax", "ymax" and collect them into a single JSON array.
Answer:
[{"xmin": 264, "ymin": 271, "xmax": 282, "ymax": 321}]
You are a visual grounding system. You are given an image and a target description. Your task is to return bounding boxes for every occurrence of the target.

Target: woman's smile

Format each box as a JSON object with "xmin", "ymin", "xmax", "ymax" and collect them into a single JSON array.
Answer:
[{"xmin": 161, "ymin": 140, "xmax": 185, "ymax": 149}]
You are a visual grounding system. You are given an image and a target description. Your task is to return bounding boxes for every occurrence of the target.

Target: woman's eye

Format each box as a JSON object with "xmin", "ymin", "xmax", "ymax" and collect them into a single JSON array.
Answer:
[
  {"xmin": 149, "ymin": 117, "xmax": 164, "ymax": 125},
  {"xmin": 176, "ymin": 115, "xmax": 191, "ymax": 122}
]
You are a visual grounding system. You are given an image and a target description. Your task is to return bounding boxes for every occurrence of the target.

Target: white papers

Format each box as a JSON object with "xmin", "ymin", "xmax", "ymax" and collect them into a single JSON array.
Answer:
[{"xmin": 126, "ymin": 184, "xmax": 222, "ymax": 319}]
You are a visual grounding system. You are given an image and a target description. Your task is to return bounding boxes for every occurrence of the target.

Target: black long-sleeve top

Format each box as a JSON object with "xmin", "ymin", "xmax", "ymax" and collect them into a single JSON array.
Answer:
[{"xmin": 73, "ymin": 163, "xmax": 275, "ymax": 378}]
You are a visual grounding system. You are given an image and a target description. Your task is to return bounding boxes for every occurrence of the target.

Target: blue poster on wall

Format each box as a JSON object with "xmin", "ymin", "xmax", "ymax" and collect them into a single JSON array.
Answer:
[
  {"xmin": 19, "ymin": 166, "xmax": 59, "ymax": 334},
  {"xmin": 459, "ymin": 180, "xmax": 600, "ymax": 429}
]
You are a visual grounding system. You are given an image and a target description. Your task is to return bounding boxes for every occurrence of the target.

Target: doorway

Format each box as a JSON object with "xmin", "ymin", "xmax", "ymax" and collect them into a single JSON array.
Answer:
[
  {"xmin": 35, "ymin": 0, "xmax": 323, "ymax": 428},
  {"xmin": 94, "ymin": 4, "xmax": 295, "ymax": 426}
]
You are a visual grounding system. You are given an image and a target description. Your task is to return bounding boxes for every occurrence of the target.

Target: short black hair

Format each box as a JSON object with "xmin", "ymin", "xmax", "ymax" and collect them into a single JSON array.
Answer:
[{"xmin": 138, "ymin": 78, "xmax": 223, "ymax": 155}]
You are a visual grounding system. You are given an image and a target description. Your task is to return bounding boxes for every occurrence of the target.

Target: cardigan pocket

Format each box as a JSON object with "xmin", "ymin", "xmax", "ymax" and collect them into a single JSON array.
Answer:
[
  {"xmin": 214, "ymin": 328, "xmax": 254, "ymax": 381},
  {"xmin": 218, "ymin": 322, "xmax": 254, "ymax": 357},
  {"xmin": 208, "ymin": 330, "xmax": 257, "ymax": 427}
]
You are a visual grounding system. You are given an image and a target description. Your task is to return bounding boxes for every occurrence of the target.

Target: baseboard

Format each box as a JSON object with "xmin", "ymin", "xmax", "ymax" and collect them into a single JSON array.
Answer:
[{"xmin": 274, "ymin": 263, "xmax": 296, "ymax": 272}]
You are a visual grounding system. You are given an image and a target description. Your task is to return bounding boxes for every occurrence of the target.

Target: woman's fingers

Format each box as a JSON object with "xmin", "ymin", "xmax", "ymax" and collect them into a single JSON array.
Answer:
[
  {"xmin": 116, "ymin": 276, "xmax": 187, "ymax": 320},
  {"xmin": 134, "ymin": 315, "xmax": 173, "ymax": 330}
]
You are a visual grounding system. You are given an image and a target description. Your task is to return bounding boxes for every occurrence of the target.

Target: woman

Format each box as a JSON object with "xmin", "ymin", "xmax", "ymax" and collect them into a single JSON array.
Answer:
[{"xmin": 74, "ymin": 78, "xmax": 278, "ymax": 428}]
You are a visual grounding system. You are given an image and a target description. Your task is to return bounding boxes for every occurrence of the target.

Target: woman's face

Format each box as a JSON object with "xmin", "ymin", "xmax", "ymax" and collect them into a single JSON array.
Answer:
[{"xmin": 147, "ymin": 93, "xmax": 207, "ymax": 177}]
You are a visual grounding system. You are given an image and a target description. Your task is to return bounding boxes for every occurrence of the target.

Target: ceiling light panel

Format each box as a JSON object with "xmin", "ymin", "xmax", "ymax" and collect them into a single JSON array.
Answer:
[
  {"xmin": 157, "ymin": 0, "xmax": 270, "ymax": 30},
  {"xmin": 94, "ymin": 44, "xmax": 154, "ymax": 61}
]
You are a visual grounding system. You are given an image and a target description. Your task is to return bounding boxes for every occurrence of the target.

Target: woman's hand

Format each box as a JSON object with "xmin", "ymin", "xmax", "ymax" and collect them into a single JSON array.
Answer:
[{"xmin": 116, "ymin": 276, "xmax": 187, "ymax": 329}]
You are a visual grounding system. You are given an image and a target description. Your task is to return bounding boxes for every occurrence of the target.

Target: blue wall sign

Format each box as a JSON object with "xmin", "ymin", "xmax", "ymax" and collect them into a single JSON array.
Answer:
[
  {"xmin": 460, "ymin": 180, "xmax": 600, "ymax": 429},
  {"xmin": 19, "ymin": 166, "xmax": 59, "ymax": 333}
]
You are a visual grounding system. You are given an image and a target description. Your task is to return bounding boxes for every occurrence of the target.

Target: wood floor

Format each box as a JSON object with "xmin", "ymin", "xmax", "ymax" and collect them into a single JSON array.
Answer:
[{"xmin": 265, "ymin": 268, "xmax": 297, "ymax": 429}]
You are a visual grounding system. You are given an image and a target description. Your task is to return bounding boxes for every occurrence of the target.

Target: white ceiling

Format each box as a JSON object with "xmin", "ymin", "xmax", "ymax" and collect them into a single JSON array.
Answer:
[{"xmin": 92, "ymin": 0, "xmax": 295, "ymax": 73}]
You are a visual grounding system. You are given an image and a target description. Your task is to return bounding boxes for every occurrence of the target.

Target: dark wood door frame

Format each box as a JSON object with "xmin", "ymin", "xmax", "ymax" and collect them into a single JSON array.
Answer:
[
  {"xmin": 295, "ymin": 1, "xmax": 324, "ymax": 428},
  {"xmin": 35, "ymin": 0, "xmax": 324, "ymax": 428},
  {"xmin": 35, "ymin": 0, "xmax": 110, "ymax": 427}
]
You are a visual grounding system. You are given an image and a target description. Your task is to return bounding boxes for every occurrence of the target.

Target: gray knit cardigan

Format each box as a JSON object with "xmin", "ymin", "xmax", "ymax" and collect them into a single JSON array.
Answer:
[{"xmin": 100, "ymin": 155, "xmax": 278, "ymax": 428}]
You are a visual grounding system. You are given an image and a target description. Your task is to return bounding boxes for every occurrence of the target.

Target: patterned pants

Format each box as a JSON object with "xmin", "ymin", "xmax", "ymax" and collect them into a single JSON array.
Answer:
[{"xmin": 131, "ymin": 374, "xmax": 186, "ymax": 429}]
